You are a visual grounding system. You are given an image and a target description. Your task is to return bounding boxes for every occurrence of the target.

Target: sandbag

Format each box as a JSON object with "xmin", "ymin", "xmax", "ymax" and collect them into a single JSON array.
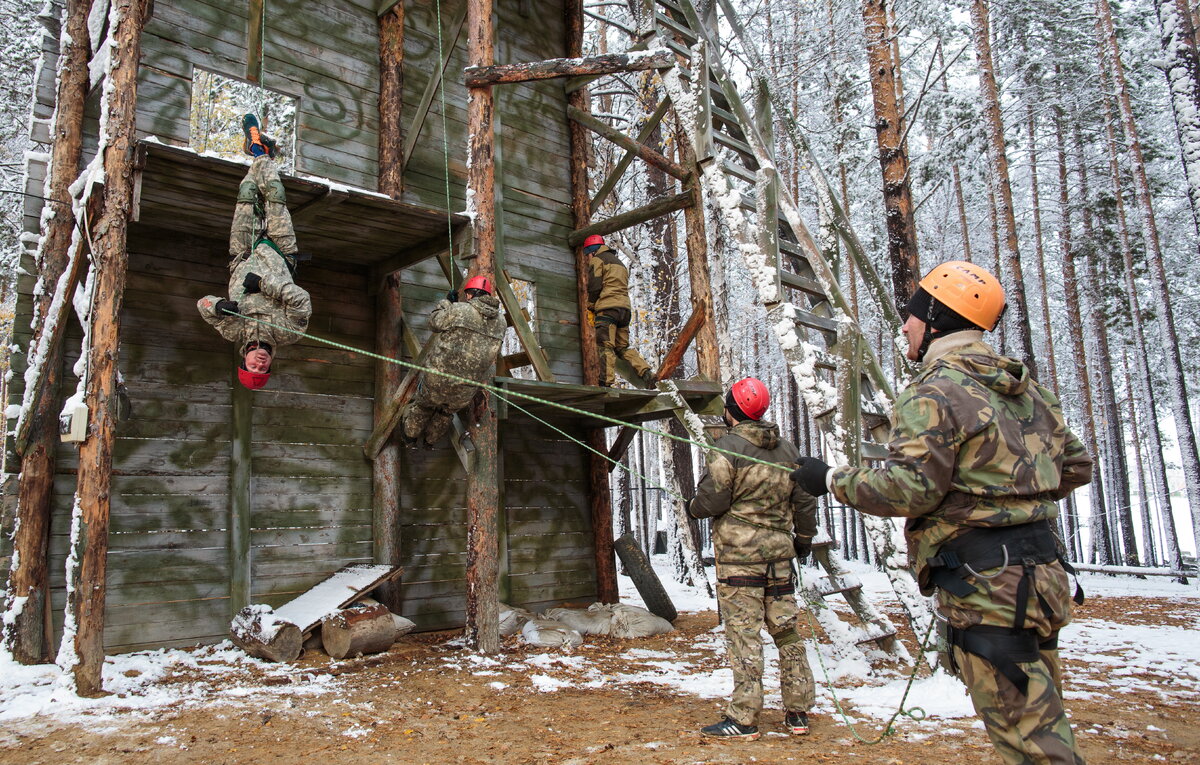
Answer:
[
  {"xmin": 540, "ymin": 606, "xmax": 612, "ymax": 636},
  {"xmin": 593, "ymin": 603, "xmax": 674, "ymax": 638},
  {"xmin": 499, "ymin": 603, "xmax": 534, "ymax": 636},
  {"xmin": 520, "ymin": 618, "xmax": 583, "ymax": 648},
  {"xmin": 392, "ymin": 613, "xmax": 416, "ymax": 636}
]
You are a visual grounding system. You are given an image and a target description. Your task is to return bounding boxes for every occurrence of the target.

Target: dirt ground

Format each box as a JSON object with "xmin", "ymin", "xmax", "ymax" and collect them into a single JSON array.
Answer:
[{"xmin": 1, "ymin": 594, "xmax": 1196, "ymax": 765}]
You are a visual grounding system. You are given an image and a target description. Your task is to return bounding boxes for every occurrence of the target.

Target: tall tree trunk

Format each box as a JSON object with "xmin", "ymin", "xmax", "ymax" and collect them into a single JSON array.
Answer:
[
  {"xmin": 1096, "ymin": 0, "xmax": 1200, "ymax": 553},
  {"xmin": 1123, "ymin": 349, "xmax": 1159, "ymax": 566},
  {"xmin": 862, "ymin": 0, "xmax": 919, "ymax": 310},
  {"xmin": 1156, "ymin": 0, "xmax": 1200, "ymax": 243},
  {"xmin": 1025, "ymin": 99, "xmax": 1059, "ymax": 393},
  {"xmin": 970, "ymin": 0, "xmax": 1037, "ymax": 377},
  {"xmin": 3, "ymin": 0, "xmax": 93, "ymax": 666},
  {"xmin": 63, "ymin": 0, "xmax": 149, "ymax": 696},
  {"xmin": 377, "ymin": 4, "xmax": 404, "ymax": 197},
  {"xmin": 1054, "ymin": 104, "xmax": 1110, "ymax": 566}
]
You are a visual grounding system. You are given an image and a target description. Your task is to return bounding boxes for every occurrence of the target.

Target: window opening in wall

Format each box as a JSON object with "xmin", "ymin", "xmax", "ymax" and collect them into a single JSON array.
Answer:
[
  {"xmin": 501, "ymin": 278, "xmax": 538, "ymax": 380},
  {"xmin": 189, "ymin": 67, "xmax": 297, "ymax": 174}
]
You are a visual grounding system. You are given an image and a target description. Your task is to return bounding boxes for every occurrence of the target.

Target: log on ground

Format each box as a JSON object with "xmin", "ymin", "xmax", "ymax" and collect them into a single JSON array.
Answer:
[{"xmin": 321, "ymin": 602, "xmax": 399, "ymax": 659}]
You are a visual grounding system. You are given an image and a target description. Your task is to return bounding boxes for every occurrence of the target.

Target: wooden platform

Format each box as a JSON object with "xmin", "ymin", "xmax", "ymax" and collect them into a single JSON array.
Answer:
[
  {"xmin": 132, "ymin": 140, "xmax": 466, "ymax": 271},
  {"xmin": 494, "ymin": 377, "xmax": 724, "ymax": 427}
]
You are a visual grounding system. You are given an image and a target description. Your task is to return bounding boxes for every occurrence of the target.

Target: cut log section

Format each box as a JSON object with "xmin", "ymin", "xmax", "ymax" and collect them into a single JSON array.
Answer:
[
  {"xmin": 230, "ymin": 604, "xmax": 303, "ymax": 663},
  {"xmin": 321, "ymin": 602, "xmax": 400, "ymax": 659}
]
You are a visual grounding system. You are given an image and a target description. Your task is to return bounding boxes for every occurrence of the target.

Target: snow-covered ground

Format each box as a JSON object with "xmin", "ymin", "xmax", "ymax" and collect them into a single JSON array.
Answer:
[{"xmin": 1, "ymin": 558, "xmax": 1197, "ymax": 736}]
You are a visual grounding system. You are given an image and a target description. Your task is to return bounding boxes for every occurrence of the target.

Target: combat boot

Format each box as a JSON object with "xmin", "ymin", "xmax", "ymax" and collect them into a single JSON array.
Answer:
[
  {"xmin": 784, "ymin": 710, "xmax": 809, "ymax": 736},
  {"xmin": 242, "ymin": 113, "xmax": 279, "ymax": 158},
  {"xmin": 700, "ymin": 716, "xmax": 759, "ymax": 740}
]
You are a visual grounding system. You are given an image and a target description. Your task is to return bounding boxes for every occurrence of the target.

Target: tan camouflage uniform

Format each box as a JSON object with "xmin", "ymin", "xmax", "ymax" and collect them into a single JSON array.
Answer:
[
  {"xmin": 197, "ymin": 156, "xmax": 311, "ymax": 355},
  {"xmin": 401, "ymin": 294, "xmax": 506, "ymax": 445},
  {"xmin": 690, "ymin": 419, "xmax": 819, "ymax": 727},
  {"xmin": 586, "ymin": 245, "xmax": 651, "ymax": 386},
  {"xmin": 830, "ymin": 331, "xmax": 1091, "ymax": 765}
]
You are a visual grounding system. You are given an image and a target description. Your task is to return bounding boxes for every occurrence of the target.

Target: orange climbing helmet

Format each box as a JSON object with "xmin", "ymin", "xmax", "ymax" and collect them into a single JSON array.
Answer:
[
  {"xmin": 237, "ymin": 366, "xmax": 271, "ymax": 390},
  {"xmin": 917, "ymin": 260, "xmax": 1006, "ymax": 331},
  {"xmin": 463, "ymin": 275, "xmax": 494, "ymax": 296},
  {"xmin": 728, "ymin": 377, "xmax": 769, "ymax": 421}
]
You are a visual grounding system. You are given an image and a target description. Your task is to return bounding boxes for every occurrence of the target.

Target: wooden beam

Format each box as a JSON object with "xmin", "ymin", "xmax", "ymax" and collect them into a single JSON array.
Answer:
[
  {"xmin": 363, "ymin": 334, "xmax": 431, "ymax": 460},
  {"xmin": 288, "ymin": 185, "xmax": 349, "ymax": 222},
  {"xmin": 590, "ymin": 97, "xmax": 672, "ymax": 214},
  {"xmin": 368, "ymin": 225, "xmax": 467, "ymax": 291},
  {"xmin": 464, "ymin": 49, "xmax": 673, "ymax": 87},
  {"xmin": 372, "ymin": 273, "xmax": 404, "ymax": 613},
  {"xmin": 606, "ymin": 308, "xmax": 705, "ymax": 468},
  {"xmin": 246, "ymin": 0, "xmax": 264, "ymax": 83},
  {"xmin": 401, "ymin": 1, "xmax": 468, "ymax": 174},
  {"xmin": 378, "ymin": 1, "xmax": 404, "ymax": 197},
  {"xmin": 67, "ymin": 0, "xmax": 148, "ymax": 697},
  {"xmin": 566, "ymin": 0, "xmax": 618, "ymax": 606},
  {"xmin": 567, "ymin": 104, "xmax": 689, "ymax": 181},
  {"xmin": 229, "ymin": 356, "xmax": 252, "ymax": 619},
  {"xmin": 465, "ymin": 0, "xmax": 500, "ymax": 655},
  {"xmin": 3, "ymin": 0, "xmax": 94, "ymax": 665},
  {"xmin": 567, "ymin": 190, "xmax": 692, "ymax": 247},
  {"xmin": 564, "ymin": 37, "xmax": 650, "ymax": 94}
]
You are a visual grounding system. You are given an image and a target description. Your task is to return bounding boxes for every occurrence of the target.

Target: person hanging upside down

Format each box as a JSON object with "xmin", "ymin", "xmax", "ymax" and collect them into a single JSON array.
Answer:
[
  {"xmin": 399, "ymin": 275, "xmax": 506, "ymax": 448},
  {"xmin": 197, "ymin": 114, "xmax": 311, "ymax": 390}
]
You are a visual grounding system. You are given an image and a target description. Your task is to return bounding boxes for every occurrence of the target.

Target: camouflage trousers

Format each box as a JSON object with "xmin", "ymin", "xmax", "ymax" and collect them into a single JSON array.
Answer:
[
  {"xmin": 399, "ymin": 400, "xmax": 455, "ymax": 446},
  {"xmin": 716, "ymin": 562, "xmax": 815, "ymax": 727},
  {"xmin": 594, "ymin": 310, "xmax": 651, "ymax": 386},
  {"xmin": 954, "ymin": 646, "xmax": 1086, "ymax": 765},
  {"xmin": 229, "ymin": 156, "xmax": 297, "ymax": 260}
]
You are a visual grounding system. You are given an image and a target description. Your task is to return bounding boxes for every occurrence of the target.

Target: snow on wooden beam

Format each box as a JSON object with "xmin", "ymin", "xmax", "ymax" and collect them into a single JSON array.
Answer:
[
  {"xmin": 464, "ymin": 49, "xmax": 673, "ymax": 87},
  {"xmin": 567, "ymin": 190, "xmax": 693, "ymax": 247}
]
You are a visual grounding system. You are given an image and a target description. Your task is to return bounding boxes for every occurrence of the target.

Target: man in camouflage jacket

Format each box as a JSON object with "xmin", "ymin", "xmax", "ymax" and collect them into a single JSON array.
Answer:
[
  {"xmin": 688, "ymin": 377, "xmax": 819, "ymax": 740},
  {"xmin": 400, "ymin": 276, "xmax": 506, "ymax": 447},
  {"xmin": 583, "ymin": 235, "xmax": 654, "ymax": 387},
  {"xmin": 791, "ymin": 261, "xmax": 1091, "ymax": 765},
  {"xmin": 197, "ymin": 152, "xmax": 311, "ymax": 390}
]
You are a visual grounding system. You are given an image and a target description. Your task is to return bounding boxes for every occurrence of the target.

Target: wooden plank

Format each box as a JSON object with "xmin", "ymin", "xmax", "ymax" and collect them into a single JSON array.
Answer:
[
  {"xmin": 566, "ymin": 105, "xmax": 689, "ymax": 182},
  {"xmin": 566, "ymin": 190, "xmax": 693, "ymax": 247},
  {"xmin": 401, "ymin": 0, "xmax": 468, "ymax": 174},
  {"xmin": 464, "ymin": 49, "xmax": 673, "ymax": 86}
]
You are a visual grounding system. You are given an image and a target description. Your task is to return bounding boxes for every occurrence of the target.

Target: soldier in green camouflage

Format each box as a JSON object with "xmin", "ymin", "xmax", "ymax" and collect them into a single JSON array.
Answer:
[
  {"xmin": 687, "ymin": 377, "xmax": 819, "ymax": 740},
  {"xmin": 197, "ymin": 117, "xmax": 310, "ymax": 391},
  {"xmin": 400, "ymin": 274, "xmax": 506, "ymax": 448},
  {"xmin": 791, "ymin": 261, "xmax": 1091, "ymax": 765}
]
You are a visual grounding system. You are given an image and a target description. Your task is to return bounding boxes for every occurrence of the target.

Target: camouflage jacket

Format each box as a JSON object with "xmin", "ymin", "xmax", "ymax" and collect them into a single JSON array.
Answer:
[
  {"xmin": 690, "ymin": 419, "xmax": 819, "ymax": 565},
  {"xmin": 586, "ymin": 245, "xmax": 632, "ymax": 314},
  {"xmin": 830, "ymin": 332, "xmax": 1092, "ymax": 633},
  {"xmin": 414, "ymin": 294, "xmax": 506, "ymax": 411},
  {"xmin": 197, "ymin": 240, "xmax": 312, "ymax": 355}
]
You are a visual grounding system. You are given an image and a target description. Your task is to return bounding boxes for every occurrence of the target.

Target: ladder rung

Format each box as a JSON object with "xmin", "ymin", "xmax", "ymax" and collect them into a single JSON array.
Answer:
[
  {"xmin": 721, "ymin": 158, "xmax": 757, "ymax": 185},
  {"xmin": 860, "ymin": 441, "xmax": 889, "ymax": 461},
  {"xmin": 654, "ymin": 12, "xmax": 697, "ymax": 44},
  {"xmin": 815, "ymin": 574, "xmax": 862, "ymax": 598},
  {"xmin": 778, "ymin": 237, "xmax": 804, "ymax": 257},
  {"xmin": 713, "ymin": 129, "xmax": 755, "ymax": 160},
  {"xmin": 793, "ymin": 309, "xmax": 840, "ymax": 333},
  {"xmin": 655, "ymin": 0, "xmax": 686, "ymax": 14},
  {"xmin": 711, "ymin": 102, "xmax": 738, "ymax": 127},
  {"xmin": 855, "ymin": 628, "xmax": 897, "ymax": 646},
  {"xmin": 779, "ymin": 270, "xmax": 824, "ymax": 298},
  {"xmin": 662, "ymin": 36, "xmax": 693, "ymax": 62}
]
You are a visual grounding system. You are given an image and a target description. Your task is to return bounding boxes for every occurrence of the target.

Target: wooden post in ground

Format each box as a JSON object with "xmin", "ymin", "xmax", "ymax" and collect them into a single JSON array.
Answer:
[
  {"xmin": 566, "ymin": 0, "xmax": 618, "ymax": 604},
  {"xmin": 464, "ymin": 0, "xmax": 500, "ymax": 654},
  {"xmin": 3, "ymin": 0, "xmax": 93, "ymax": 666},
  {"xmin": 677, "ymin": 137, "xmax": 721, "ymax": 381},
  {"xmin": 372, "ymin": 274, "xmax": 404, "ymax": 613},
  {"xmin": 65, "ymin": 0, "xmax": 148, "ymax": 696},
  {"xmin": 378, "ymin": 3, "xmax": 404, "ymax": 198}
]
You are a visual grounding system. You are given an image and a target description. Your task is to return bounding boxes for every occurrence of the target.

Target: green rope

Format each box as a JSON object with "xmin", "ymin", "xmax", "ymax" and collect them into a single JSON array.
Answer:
[
  {"xmin": 794, "ymin": 562, "xmax": 936, "ymax": 744},
  {"xmin": 220, "ymin": 308, "xmax": 796, "ymax": 476},
  {"xmin": 433, "ymin": 0, "xmax": 457, "ymax": 282}
]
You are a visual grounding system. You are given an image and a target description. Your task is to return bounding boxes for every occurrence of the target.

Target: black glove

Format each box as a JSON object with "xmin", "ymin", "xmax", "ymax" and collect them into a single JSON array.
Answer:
[
  {"xmin": 790, "ymin": 456, "xmax": 831, "ymax": 497},
  {"xmin": 793, "ymin": 536, "xmax": 812, "ymax": 559},
  {"xmin": 446, "ymin": 289, "xmax": 458, "ymax": 302},
  {"xmin": 243, "ymin": 273, "xmax": 262, "ymax": 294},
  {"xmin": 215, "ymin": 299, "xmax": 240, "ymax": 316}
]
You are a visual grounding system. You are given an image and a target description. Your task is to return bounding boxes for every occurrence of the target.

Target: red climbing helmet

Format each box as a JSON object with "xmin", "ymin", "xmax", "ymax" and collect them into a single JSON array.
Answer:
[
  {"xmin": 729, "ymin": 377, "xmax": 769, "ymax": 421},
  {"xmin": 463, "ymin": 274, "xmax": 494, "ymax": 295},
  {"xmin": 237, "ymin": 366, "xmax": 271, "ymax": 390},
  {"xmin": 583, "ymin": 235, "xmax": 605, "ymax": 249}
]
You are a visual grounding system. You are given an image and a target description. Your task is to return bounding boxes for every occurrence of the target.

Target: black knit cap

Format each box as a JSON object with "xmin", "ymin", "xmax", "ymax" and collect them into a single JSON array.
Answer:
[
  {"xmin": 906, "ymin": 287, "xmax": 980, "ymax": 332},
  {"xmin": 724, "ymin": 390, "xmax": 752, "ymax": 421}
]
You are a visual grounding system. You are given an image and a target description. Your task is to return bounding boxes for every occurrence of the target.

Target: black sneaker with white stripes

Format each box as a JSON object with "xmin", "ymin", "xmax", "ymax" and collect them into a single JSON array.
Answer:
[
  {"xmin": 784, "ymin": 710, "xmax": 810, "ymax": 735},
  {"xmin": 700, "ymin": 716, "xmax": 760, "ymax": 740}
]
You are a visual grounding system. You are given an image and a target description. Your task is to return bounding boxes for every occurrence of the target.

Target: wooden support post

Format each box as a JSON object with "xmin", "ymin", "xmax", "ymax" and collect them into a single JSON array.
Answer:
[
  {"xmin": 677, "ymin": 135, "xmax": 721, "ymax": 381},
  {"xmin": 465, "ymin": 0, "xmax": 499, "ymax": 654},
  {"xmin": 464, "ymin": 49, "xmax": 673, "ymax": 86},
  {"xmin": 567, "ymin": 105, "xmax": 689, "ymax": 181},
  {"xmin": 3, "ymin": 0, "xmax": 93, "ymax": 665},
  {"xmin": 566, "ymin": 0, "xmax": 618, "ymax": 604},
  {"xmin": 591, "ymin": 98, "xmax": 671, "ymax": 214},
  {"xmin": 372, "ymin": 273, "xmax": 404, "ymax": 613},
  {"xmin": 606, "ymin": 308, "xmax": 706, "ymax": 468},
  {"xmin": 566, "ymin": 191, "xmax": 692, "ymax": 247},
  {"xmin": 378, "ymin": 2, "xmax": 404, "ymax": 197},
  {"xmin": 229, "ymin": 358, "xmax": 252, "ymax": 618},
  {"xmin": 246, "ymin": 0, "xmax": 264, "ymax": 83},
  {"xmin": 66, "ymin": 0, "xmax": 148, "ymax": 696}
]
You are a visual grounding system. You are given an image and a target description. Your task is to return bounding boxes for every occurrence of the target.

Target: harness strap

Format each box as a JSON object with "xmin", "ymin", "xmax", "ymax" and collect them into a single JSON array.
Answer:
[{"xmin": 948, "ymin": 624, "xmax": 1040, "ymax": 697}]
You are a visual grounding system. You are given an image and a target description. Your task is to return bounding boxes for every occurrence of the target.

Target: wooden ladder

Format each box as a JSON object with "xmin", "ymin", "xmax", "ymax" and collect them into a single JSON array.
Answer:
[{"xmin": 631, "ymin": 0, "xmax": 931, "ymax": 650}]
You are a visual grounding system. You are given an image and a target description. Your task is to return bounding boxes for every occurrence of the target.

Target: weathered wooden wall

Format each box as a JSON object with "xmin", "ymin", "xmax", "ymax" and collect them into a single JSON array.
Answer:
[{"xmin": 6, "ymin": 0, "xmax": 599, "ymax": 651}]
